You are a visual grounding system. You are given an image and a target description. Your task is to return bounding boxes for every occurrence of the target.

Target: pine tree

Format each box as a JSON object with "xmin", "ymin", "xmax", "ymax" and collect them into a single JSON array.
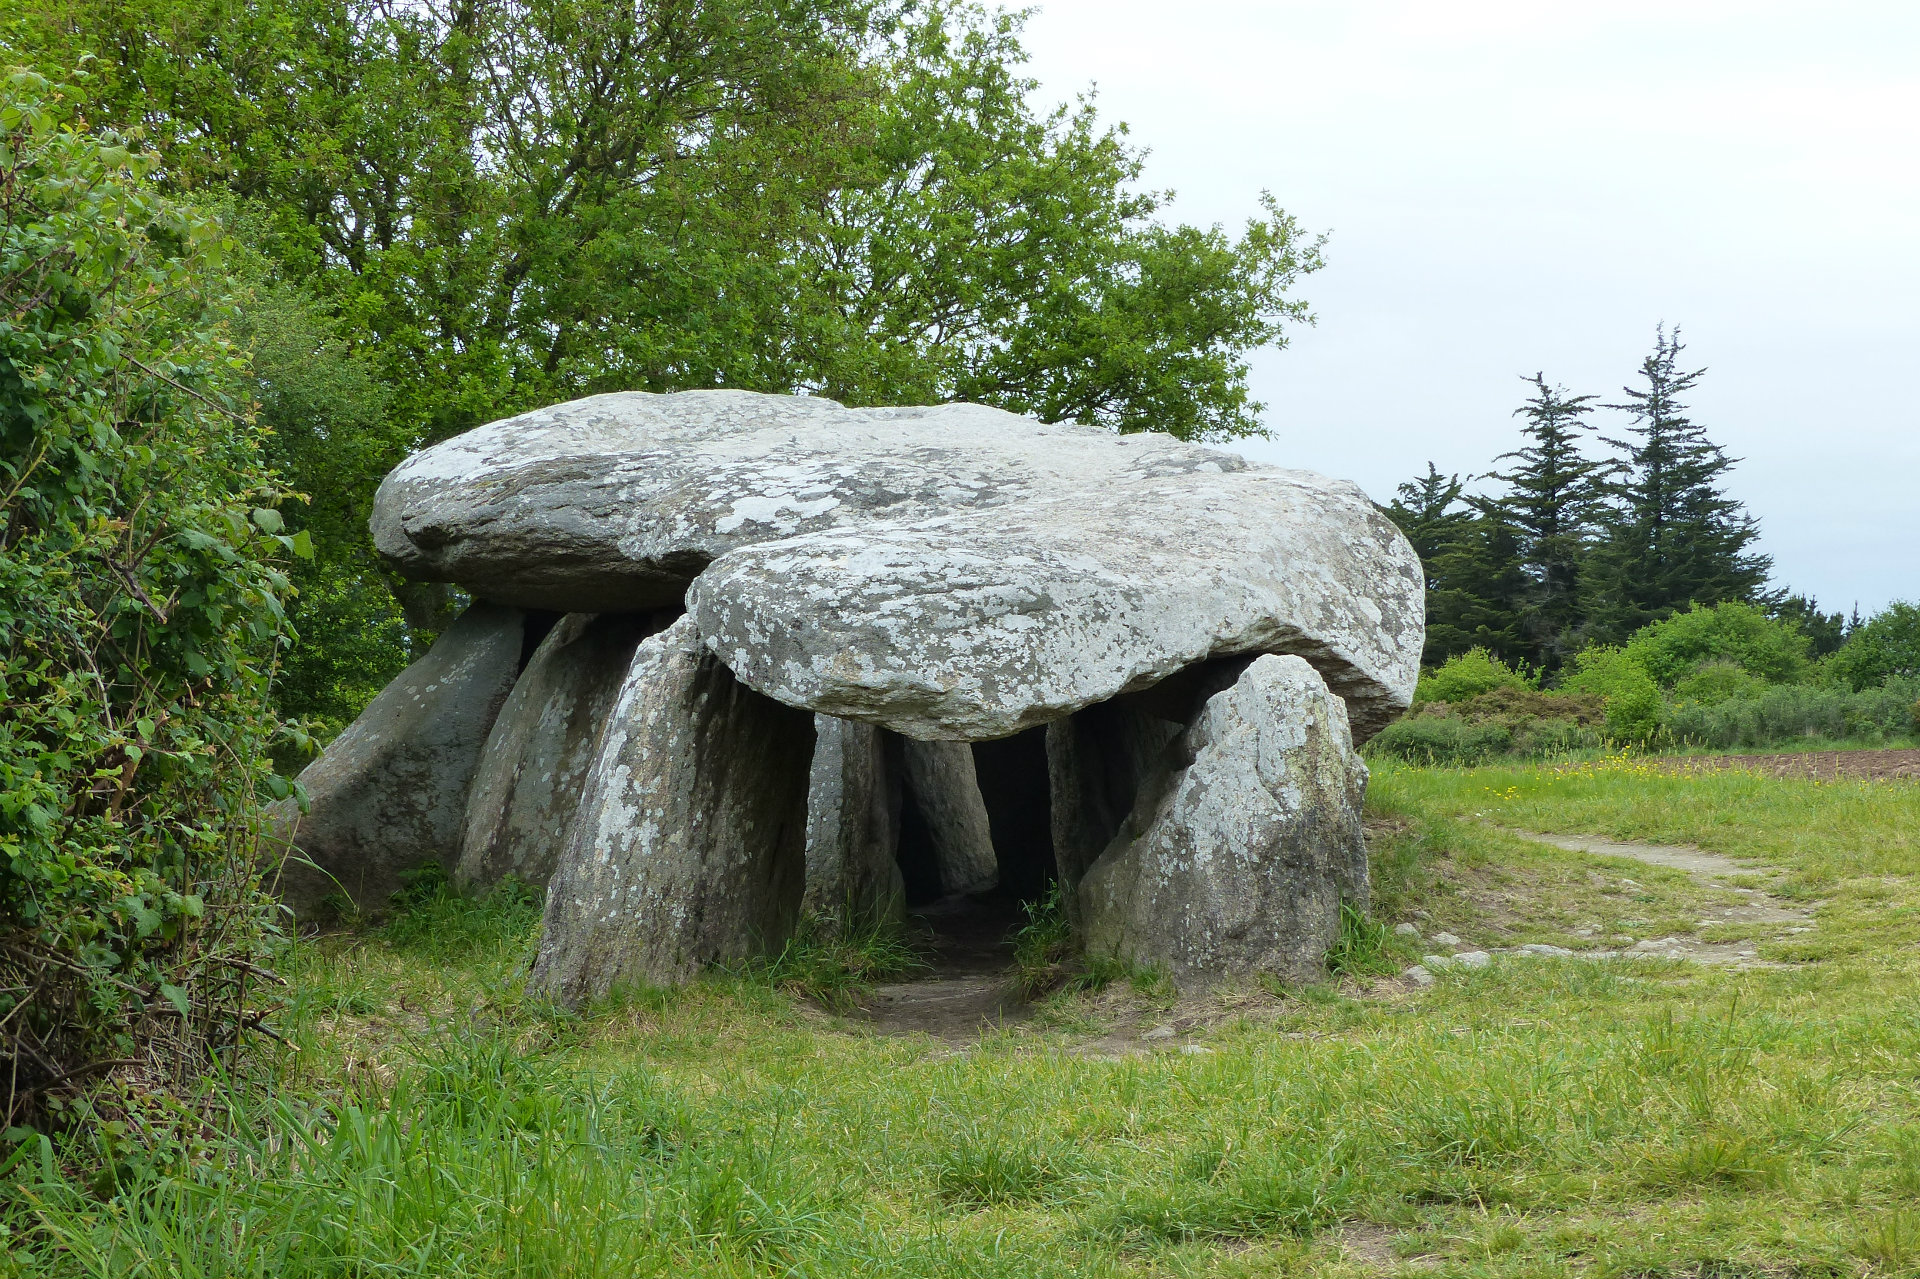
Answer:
[
  {"xmin": 1488, "ymin": 374, "xmax": 1607, "ymax": 672},
  {"xmin": 1386, "ymin": 465, "xmax": 1527, "ymax": 668},
  {"xmin": 1587, "ymin": 329, "xmax": 1771, "ymax": 638}
]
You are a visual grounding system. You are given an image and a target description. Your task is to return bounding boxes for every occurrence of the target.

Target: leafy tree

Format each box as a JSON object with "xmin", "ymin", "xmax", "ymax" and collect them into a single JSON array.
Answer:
[
  {"xmin": 1487, "ymin": 374, "xmax": 1606, "ymax": 671},
  {"xmin": 1828, "ymin": 601, "xmax": 1920, "ymax": 691},
  {"xmin": 21, "ymin": 0, "xmax": 1324, "ymax": 728},
  {"xmin": 231, "ymin": 256, "xmax": 414, "ymax": 742},
  {"xmin": 1586, "ymin": 329, "xmax": 1771, "ymax": 637},
  {"xmin": 0, "ymin": 70, "xmax": 292, "ymax": 1117},
  {"xmin": 1560, "ymin": 647, "xmax": 1665, "ymax": 743}
]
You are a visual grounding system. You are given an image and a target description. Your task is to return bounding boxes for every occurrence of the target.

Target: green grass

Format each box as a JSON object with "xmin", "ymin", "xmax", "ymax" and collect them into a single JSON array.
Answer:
[{"xmin": 7, "ymin": 762, "xmax": 1920, "ymax": 1276}]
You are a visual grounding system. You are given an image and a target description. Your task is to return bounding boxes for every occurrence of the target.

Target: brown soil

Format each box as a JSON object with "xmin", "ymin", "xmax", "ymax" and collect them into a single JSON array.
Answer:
[
  {"xmin": 856, "ymin": 894, "xmax": 1034, "ymax": 1040},
  {"xmin": 1663, "ymin": 747, "xmax": 1920, "ymax": 782}
]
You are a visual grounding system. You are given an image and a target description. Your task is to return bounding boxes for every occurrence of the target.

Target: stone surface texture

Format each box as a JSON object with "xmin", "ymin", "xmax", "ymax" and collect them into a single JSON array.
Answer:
[
  {"xmin": 1076, "ymin": 654, "xmax": 1370, "ymax": 984},
  {"xmin": 272, "ymin": 603, "xmax": 525, "ymax": 916},
  {"xmin": 529, "ymin": 617, "xmax": 815, "ymax": 1004},
  {"xmin": 898, "ymin": 739, "xmax": 999, "ymax": 895},
  {"xmin": 456, "ymin": 612, "xmax": 663, "ymax": 891},
  {"xmin": 802, "ymin": 716, "xmax": 906, "ymax": 928},
  {"xmin": 373, "ymin": 390, "xmax": 1423, "ymax": 741}
]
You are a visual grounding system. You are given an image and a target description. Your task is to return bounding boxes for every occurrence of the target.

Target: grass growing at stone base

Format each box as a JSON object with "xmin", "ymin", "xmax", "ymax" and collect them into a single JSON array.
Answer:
[{"xmin": 7, "ymin": 763, "xmax": 1920, "ymax": 1277}]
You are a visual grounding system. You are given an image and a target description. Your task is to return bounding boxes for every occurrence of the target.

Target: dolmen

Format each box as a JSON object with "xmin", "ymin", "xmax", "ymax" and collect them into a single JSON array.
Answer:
[{"xmin": 271, "ymin": 391, "xmax": 1424, "ymax": 1005}]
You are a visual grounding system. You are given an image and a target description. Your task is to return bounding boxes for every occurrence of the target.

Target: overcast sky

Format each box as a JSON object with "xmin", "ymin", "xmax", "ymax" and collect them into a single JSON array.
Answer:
[{"xmin": 1019, "ymin": 0, "xmax": 1918, "ymax": 616}]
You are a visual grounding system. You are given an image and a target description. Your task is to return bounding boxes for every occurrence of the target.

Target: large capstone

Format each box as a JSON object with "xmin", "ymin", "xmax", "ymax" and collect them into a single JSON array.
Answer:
[
  {"xmin": 271, "ymin": 603, "xmax": 525, "ymax": 916},
  {"xmin": 456, "ymin": 612, "xmax": 663, "ymax": 891},
  {"xmin": 1074, "ymin": 655, "xmax": 1369, "ymax": 984},
  {"xmin": 297, "ymin": 389, "xmax": 1425, "ymax": 998},
  {"xmin": 528, "ymin": 616, "xmax": 815, "ymax": 1003},
  {"xmin": 373, "ymin": 391, "xmax": 1422, "ymax": 740}
]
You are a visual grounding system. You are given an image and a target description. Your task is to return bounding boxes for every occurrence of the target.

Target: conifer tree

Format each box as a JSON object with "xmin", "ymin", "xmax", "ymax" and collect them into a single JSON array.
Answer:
[
  {"xmin": 1386, "ymin": 465, "xmax": 1527, "ymax": 668},
  {"xmin": 1587, "ymin": 329, "xmax": 1770, "ymax": 638},
  {"xmin": 1488, "ymin": 374, "xmax": 1607, "ymax": 671}
]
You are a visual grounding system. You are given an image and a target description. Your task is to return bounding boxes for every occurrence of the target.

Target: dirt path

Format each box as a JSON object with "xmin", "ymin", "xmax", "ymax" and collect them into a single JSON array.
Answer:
[
  {"xmin": 856, "ymin": 895, "xmax": 1034, "ymax": 1040},
  {"xmin": 1511, "ymin": 830, "xmax": 1815, "ymax": 966}
]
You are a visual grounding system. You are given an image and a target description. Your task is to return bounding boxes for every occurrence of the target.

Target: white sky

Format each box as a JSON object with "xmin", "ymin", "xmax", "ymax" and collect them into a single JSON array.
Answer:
[{"xmin": 1019, "ymin": 0, "xmax": 1919, "ymax": 615}]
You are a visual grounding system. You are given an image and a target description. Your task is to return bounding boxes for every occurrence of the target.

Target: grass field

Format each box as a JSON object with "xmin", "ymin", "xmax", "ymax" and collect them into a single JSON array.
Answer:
[{"xmin": 7, "ymin": 757, "xmax": 1920, "ymax": 1277}]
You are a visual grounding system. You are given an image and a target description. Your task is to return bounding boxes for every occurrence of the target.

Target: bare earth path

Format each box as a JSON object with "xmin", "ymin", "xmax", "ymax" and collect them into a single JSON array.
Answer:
[
  {"xmin": 857, "ymin": 895, "xmax": 1033, "ymax": 1040},
  {"xmin": 1510, "ymin": 830, "xmax": 1815, "ymax": 965}
]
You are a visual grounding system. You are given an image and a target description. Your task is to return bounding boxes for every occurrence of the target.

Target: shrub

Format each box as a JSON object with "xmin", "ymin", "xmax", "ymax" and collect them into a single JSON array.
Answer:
[
  {"xmin": 1622, "ymin": 601, "xmax": 1810, "ymax": 688},
  {"xmin": 1561, "ymin": 647, "xmax": 1665, "ymax": 743},
  {"xmin": 0, "ymin": 70, "xmax": 295, "ymax": 1124},
  {"xmin": 1368, "ymin": 716, "xmax": 1513, "ymax": 766},
  {"xmin": 1668, "ymin": 675, "xmax": 1920, "ymax": 750},
  {"xmin": 1369, "ymin": 686, "xmax": 1604, "ymax": 765},
  {"xmin": 1670, "ymin": 658, "xmax": 1770, "ymax": 707},
  {"xmin": 1413, "ymin": 648, "xmax": 1530, "ymax": 705},
  {"xmin": 1828, "ymin": 601, "xmax": 1920, "ymax": 692}
]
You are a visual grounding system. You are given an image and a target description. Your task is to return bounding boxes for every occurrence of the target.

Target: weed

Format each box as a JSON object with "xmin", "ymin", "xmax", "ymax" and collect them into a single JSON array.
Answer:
[
  {"xmin": 1325, "ymin": 901, "xmax": 1406, "ymax": 977},
  {"xmin": 1012, "ymin": 884, "xmax": 1075, "ymax": 994},
  {"xmin": 730, "ymin": 913, "xmax": 924, "ymax": 1011}
]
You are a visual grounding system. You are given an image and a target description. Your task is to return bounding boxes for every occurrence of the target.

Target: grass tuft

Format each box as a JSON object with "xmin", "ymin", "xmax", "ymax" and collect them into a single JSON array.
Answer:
[{"xmin": 729, "ymin": 913, "xmax": 925, "ymax": 1011}]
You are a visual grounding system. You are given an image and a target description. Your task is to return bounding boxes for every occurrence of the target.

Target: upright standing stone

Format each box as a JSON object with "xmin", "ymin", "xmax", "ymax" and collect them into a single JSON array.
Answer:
[
  {"xmin": 898, "ymin": 740, "xmax": 999, "ymax": 896},
  {"xmin": 456, "ymin": 612, "xmax": 662, "ymax": 891},
  {"xmin": 272, "ymin": 603, "xmax": 525, "ymax": 916},
  {"xmin": 1077, "ymin": 655, "xmax": 1369, "ymax": 984},
  {"xmin": 803, "ymin": 716, "xmax": 905, "ymax": 930},
  {"xmin": 1047, "ymin": 705, "xmax": 1183, "ymax": 926},
  {"xmin": 529, "ymin": 617, "xmax": 815, "ymax": 1003}
]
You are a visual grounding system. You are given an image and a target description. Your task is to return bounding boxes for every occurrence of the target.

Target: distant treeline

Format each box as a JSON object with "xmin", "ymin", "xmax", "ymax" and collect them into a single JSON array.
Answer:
[{"xmin": 1383, "ymin": 330, "xmax": 1836, "ymax": 675}]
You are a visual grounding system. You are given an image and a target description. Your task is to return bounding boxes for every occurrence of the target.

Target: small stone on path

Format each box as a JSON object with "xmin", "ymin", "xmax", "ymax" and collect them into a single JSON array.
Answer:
[
  {"xmin": 1394, "ymin": 922, "xmax": 1421, "ymax": 937},
  {"xmin": 1141, "ymin": 1024, "xmax": 1176, "ymax": 1041},
  {"xmin": 1404, "ymin": 965, "xmax": 1435, "ymax": 986},
  {"xmin": 1430, "ymin": 932, "xmax": 1462, "ymax": 948},
  {"xmin": 1453, "ymin": 950, "xmax": 1492, "ymax": 968}
]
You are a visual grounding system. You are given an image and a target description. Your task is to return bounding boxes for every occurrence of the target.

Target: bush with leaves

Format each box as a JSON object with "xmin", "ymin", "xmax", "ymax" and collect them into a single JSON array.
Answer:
[
  {"xmin": 1560, "ymin": 646, "xmax": 1665, "ymax": 744},
  {"xmin": 1621, "ymin": 600, "xmax": 1810, "ymax": 689},
  {"xmin": 0, "ymin": 70, "xmax": 294, "ymax": 1125},
  {"xmin": 1412, "ymin": 647, "xmax": 1532, "ymax": 706},
  {"xmin": 1827, "ymin": 601, "xmax": 1920, "ymax": 693}
]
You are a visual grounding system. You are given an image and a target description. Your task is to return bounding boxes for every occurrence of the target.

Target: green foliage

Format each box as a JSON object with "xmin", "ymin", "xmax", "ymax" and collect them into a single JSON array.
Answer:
[
  {"xmin": 730, "ymin": 913, "xmax": 925, "ymax": 1012},
  {"xmin": 1666, "ymin": 675, "xmax": 1920, "ymax": 750},
  {"xmin": 1385, "ymin": 467, "xmax": 1528, "ymax": 669},
  {"xmin": 1585, "ymin": 328, "xmax": 1771, "ymax": 638},
  {"xmin": 0, "ymin": 69, "xmax": 289, "ymax": 1119},
  {"xmin": 1488, "ymin": 374, "xmax": 1606, "ymax": 672},
  {"xmin": 1622, "ymin": 600, "xmax": 1810, "ymax": 689},
  {"xmin": 1828, "ymin": 600, "xmax": 1920, "ymax": 692},
  {"xmin": 1322, "ymin": 902, "xmax": 1407, "ymax": 978},
  {"xmin": 1012, "ymin": 883, "xmax": 1075, "ymax": 995},
  {"xmin": 1414, "ymin": 647, "xmax": 1531, "ymax": 705},
  {"xmin": 1561, "ymin": 646, "xmax": 1666, "ymax": 743},
  {"xmin": 1369, "ymin": 686, "xmax": 1606, "ymax": 765},
  {"xmin": 228, "ymin": 245, "xmax": 415, "ymax": 743},
  {"xmin": 17, "ymin": 0, "xmax": 1324, "ymax": 742}
]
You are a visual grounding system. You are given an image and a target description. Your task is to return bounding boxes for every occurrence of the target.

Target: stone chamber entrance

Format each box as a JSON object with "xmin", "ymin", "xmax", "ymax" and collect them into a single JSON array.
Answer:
[{"xmin": 865, "ymin": 726, "xmax": 1058, "ymax": 1035}]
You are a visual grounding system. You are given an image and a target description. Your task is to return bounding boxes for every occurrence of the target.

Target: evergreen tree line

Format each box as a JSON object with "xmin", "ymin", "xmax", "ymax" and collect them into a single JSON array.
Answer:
[{"xmin": 1384, "ymin": 327, "xmax": 1840, "ymax": 675}]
